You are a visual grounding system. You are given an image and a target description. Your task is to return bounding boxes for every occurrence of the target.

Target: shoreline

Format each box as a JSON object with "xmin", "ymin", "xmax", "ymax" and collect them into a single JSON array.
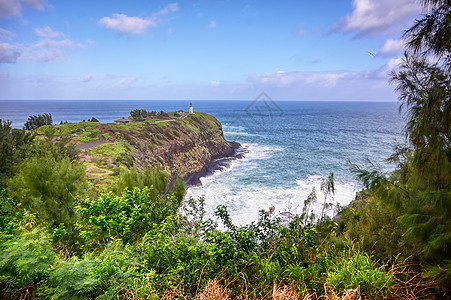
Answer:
[{"xmin": 184, "ymin": 141, "xmax": 245, "ymax": 187}]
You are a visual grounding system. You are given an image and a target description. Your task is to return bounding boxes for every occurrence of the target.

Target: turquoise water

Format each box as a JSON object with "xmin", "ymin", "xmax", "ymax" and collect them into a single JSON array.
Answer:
[{"xmin": 0, "ymin": 100, "xmax": 405, "ymax": 224}]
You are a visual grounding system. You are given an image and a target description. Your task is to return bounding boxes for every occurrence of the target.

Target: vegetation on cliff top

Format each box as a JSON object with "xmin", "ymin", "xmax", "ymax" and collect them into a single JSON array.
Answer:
[{"xmin": 34, "ymin": 112, "xmax": 231, "ymax": 187}]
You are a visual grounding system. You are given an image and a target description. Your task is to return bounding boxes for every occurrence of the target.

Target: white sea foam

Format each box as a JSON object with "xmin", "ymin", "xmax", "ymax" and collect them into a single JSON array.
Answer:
[
  {"xmin": 194, "ymin": 143, "xmax": 275, "ymax": 186},
  {"xmin": 223, "ymin": 131, "xmax": 248, "ymax": 135},
  {"xmin": 184, "ymin": 144, "xmax": 357, "ymax": 226}
]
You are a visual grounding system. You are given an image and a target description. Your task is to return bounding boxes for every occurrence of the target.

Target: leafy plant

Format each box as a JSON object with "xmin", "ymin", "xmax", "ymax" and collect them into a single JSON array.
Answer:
[
  {"xmin": 326, "ymin": 251, "xmax": 393, "ymax": 299},
  {"xmin": 76, "ymin": 187, "xmax": 182, "ymax": 247},
  {"xmin": 0, "ymin": 228, "xmax": 56, "ymax": 299}
]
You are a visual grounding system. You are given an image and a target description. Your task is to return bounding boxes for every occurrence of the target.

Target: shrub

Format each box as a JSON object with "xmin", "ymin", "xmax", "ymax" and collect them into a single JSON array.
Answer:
[
  {"xmin": 325, "ymin": 251, "xmax": 393, "ymax": 299},
  {"xmin": 0, "ymin": 228, "xmax": 56, "ymax": 299},
  {"xmin": 75, "ymin": 187, "xmax": 182, "ymax": 247}
]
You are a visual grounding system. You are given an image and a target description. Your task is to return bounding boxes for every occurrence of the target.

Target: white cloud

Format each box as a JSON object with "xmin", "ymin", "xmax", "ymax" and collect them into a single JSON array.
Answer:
[
  {"xmin": 210, "ymin": 81, "xmax": 221, "ymax": 87},
  {"xmin": 333, "ymin": 0, "xmax": 421, "ymax": 37},
  {"xmin": 20, "ymin": 0, "xmax": 46, "ymax": 10},
  {"xmin": 112, "ymin": 77, "xmax": 137, "ymax": 89},
  {"xmin": 377, "ymin": 38, "xmax": 405, "ymax": 57},
  {"xmin": 375, "ymin": 57, "xmax": 403, "ymax": 78},
  {"xmin": 0, "ymin": 51, "xmax": 20, "ymax": 63},
  {"xmin": 83, "ymin": 73, "xmax": 95, "ymax": 82},
  {"xmin": 32, "ymin": 38, "xmax": 75, "ymax": 48},
  {"xmin": 207, "ymin": 20, "xmax": 216, "ymax": 29},
  {"xmin": 0, "ymin": 42, "xmax": 15, "ymax": 51},
  {"xmin": 167, "ymin": 27, "xmax": 174, "ymax": 35},
  {"xmin": 24, "ymin": 42, "xmax": 73, "ymax": 62},
  {"xmin": 0, "ymin": 42, "xmax": 20, "ymax": 63},
  {"xmin": 0, "ymin": 0, "xmax": 47, "ymax": 19},
  {"xmin": 248, "ymin": 71, "xmax": 352, "ymax": 88},
  {"xmin": 20, "ymin": 34, "xmax": 85, "ymax": 62},
  {"xmin": 0, "ymin": 28, "xmax": 16, "ymax": 40},
  {"xmin": 154, "ymin": 2, "xmax": 179, "ymax": 16},
  {"xmin": 22, "ymin": 47, "xmax": 64, "ymax": 62},
  {"xmin": 98, "ymin": 14, "xmax": 153, "ymax": 35},
  {"xmin": 34, "ymin": 26, "xmax": 62, "ymax": 38},
  {"xmin": 98, "ymin": 3, "xmax": 180, "ymax": 36}
]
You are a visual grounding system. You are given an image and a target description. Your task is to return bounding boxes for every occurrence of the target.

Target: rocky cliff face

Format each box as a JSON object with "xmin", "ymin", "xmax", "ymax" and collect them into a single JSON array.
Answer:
[
  {"xmin": 75, "ymin": 113, "xmax": 239, "ymax": 186},
  {"xmin": 129, "ymin": 113, "xmax": 238, "ymax": 185}
]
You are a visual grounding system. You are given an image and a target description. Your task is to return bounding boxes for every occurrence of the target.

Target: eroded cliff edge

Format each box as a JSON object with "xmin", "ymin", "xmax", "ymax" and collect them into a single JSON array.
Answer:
[{"xmin": 126, "ymin": 113, "xmax": 240, "ymax": 186}]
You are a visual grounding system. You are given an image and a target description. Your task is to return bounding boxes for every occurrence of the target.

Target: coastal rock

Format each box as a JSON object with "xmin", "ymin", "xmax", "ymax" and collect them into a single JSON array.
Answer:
[
  {"xmin": 70, "ymin": 113, "xmax": 240, "ymax": 186},
  {"xmin": 111, "ymin": 113, "xmax": 239, "ymax": 186}
]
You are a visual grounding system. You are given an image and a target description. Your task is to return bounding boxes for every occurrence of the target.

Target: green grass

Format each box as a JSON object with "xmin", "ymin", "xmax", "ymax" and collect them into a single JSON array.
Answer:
[
  {"xmin": 87, "ymin": 142, "xmax": 129, "ymax": 158},
  {"xmin": 325, "ymin": 251, "xmax": 393, "ymax": 298},
  {"xmin": 77, "ymin": 129, "xmax": 101, "ymax": 143},
  {"xmin": 37, "ymin": 122, "xmax": 100, "ymax": 136}
]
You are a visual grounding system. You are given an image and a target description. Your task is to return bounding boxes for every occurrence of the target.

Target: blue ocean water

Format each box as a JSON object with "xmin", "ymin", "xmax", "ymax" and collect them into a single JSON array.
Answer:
[{"xmin": 0, "ymin": 100, "xmax": 405, "ymax": 224}]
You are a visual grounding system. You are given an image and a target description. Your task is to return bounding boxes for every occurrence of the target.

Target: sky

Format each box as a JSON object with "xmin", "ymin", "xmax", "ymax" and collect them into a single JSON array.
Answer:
[{"xmin": 0, "ymin": 0, "xmax": 423, "ymax": 101}]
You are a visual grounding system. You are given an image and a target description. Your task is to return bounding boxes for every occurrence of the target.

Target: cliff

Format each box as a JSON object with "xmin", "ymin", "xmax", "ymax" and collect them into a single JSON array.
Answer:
[{"xmin": 38, "ymin": 113, "xmax": 239, "ymax": 186}]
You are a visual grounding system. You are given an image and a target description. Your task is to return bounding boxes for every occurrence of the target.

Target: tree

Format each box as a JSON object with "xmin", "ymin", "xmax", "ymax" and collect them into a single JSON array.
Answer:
[
  {"xmin": 24, "ymin": 113, "xmax": 53, "ymax": 130},
  {"xmin": 130, "ymin": 109, "xmax": 151, "ymax": 120},
  {"xmin": 0, "ymin": 120, "xmax": 34, "ymax": 188},
  {"xmin": 404, "ymin": 0, "xmax": 451, "ymax": 67},
  {"xmin": 391, "ymin": 0, "xmax": 451, "ymax": 265},
  {"xmin": 113, "ymin": 165, "xmax": 185, "ymax": 203},
  {"xmin": 349, "ymin": 0, "xmax": 451, "ymax": 290},
  {"xmin": 7, "ymin": 137, "xmax": 86, "ymax": 227},
  {"xmin": 8, "ymin": 155, "xmax": 87, "ymax": 227}
]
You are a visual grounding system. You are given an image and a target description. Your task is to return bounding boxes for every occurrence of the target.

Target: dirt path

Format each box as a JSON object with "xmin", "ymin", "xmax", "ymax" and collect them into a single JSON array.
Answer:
[{"xmin": 75, "ymin": 134, "xmax": 107, "ymax": 150}]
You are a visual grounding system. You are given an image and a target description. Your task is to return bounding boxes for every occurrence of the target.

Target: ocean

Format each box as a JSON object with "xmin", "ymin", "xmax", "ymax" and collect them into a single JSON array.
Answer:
[{"xmin": 0, "ymin": 99, "xmax": 405, "ymax": 225}]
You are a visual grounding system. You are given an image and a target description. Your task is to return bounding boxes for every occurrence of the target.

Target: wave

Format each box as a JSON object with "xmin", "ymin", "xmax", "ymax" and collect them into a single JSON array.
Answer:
[
  {"xmin": 223, "ymin": 131, "xmax": 260, "ymax": 137},
  {"xmin": 194, "ymin": 143, "xmax": 281, "ymax": 186},
  {"xmin": 184, "ymin": 143, "xmax": 359, "ymax": 226},
  {"xmin": 185, "ymin": 175, "xmax": 358, "ymax": 226}
]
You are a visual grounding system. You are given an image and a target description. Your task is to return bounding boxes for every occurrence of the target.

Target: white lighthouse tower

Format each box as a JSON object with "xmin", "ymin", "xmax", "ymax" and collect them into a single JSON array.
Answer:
[{"xmin": 189, "ymin": 102, "xmax": 194, "ymax": 114}]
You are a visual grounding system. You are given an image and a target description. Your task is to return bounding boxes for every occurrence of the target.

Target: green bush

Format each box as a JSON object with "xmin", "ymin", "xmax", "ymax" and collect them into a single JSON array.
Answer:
[
  {"xmin": 47, "ymin": 256, "xmax": 97, "ymax": 300},
  {"xmin": 326, "ymin": 251, "xmax": 393, "ymax": 298},
  {"xmin": 87, "ymin": 141, "xmax": 128, "ymax": 157},
  {"xmin": 8, "ymin": 154, "xmax": 86, "ymax": 227},
  {"xmin": 0, "ymin": 228, "xmax": 56, "ymax": 299},
  {"xmin": 76, "ymin": 187, "xmax": 182, "ymax": 247}
]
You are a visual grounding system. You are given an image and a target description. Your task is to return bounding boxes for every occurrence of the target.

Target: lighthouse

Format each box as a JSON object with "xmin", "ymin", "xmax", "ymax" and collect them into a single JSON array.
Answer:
[{"xmin": 189, "ymin": 102, "xmax": 194, "ymax": 114}]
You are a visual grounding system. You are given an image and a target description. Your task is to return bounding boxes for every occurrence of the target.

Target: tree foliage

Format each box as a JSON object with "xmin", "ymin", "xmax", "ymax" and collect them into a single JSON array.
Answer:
[
  {"xmin": 76, "ymin": 187, "xmax": 182, "ymax": 247},
  {"xmin": 346, "ymin": 0, "xmax": 451, "ymax": 291},
  {"xmin": 24, "ymin": 113, "xmax": 53, "ymax": 130},
  {"xmin": 8, "ymin": 155, "xmax": 86, "ymax": 227},
  {"xmin": 87, "ymin": 117, "xmax": 99, "ymax": 122},
  {"xmin": 404, "ymin": 0, "xmax": 451, "ymax": 64},
  {"xmin": 0, "ymin": 120, "xmax": 34, "ymax": 188},
  {"xmin": 7, "ymin": 137, "xmax": 86, "ymax": 227},
  {"xmin": 130, "ymin": 109, "xmax": 154, "ymax": 119},
  {"xmin": 130, "ymin": 109, "xmax": 168, "ymax": 120}
]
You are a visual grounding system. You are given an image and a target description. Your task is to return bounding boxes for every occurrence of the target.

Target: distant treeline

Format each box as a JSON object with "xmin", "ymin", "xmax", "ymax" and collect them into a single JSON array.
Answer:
[{"xmin": 130, "ymin": 108, "xmax": 169, "ymax": 119}]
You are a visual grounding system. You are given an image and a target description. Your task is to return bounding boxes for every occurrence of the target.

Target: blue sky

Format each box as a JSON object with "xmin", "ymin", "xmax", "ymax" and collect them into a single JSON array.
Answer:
[{"xmin": 0, "ymin": 0, "xmax": 422, "ymax": 101}]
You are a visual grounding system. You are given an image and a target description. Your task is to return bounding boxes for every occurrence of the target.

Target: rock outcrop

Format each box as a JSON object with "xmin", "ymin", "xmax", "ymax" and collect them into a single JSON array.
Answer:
[
  {"xmin": 129, "ymin": 113, "xmax": 240, "ymax": 185},
  {"xmin": 80, "ymin": 113, "xmax": 240, "ymax": 186}
]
